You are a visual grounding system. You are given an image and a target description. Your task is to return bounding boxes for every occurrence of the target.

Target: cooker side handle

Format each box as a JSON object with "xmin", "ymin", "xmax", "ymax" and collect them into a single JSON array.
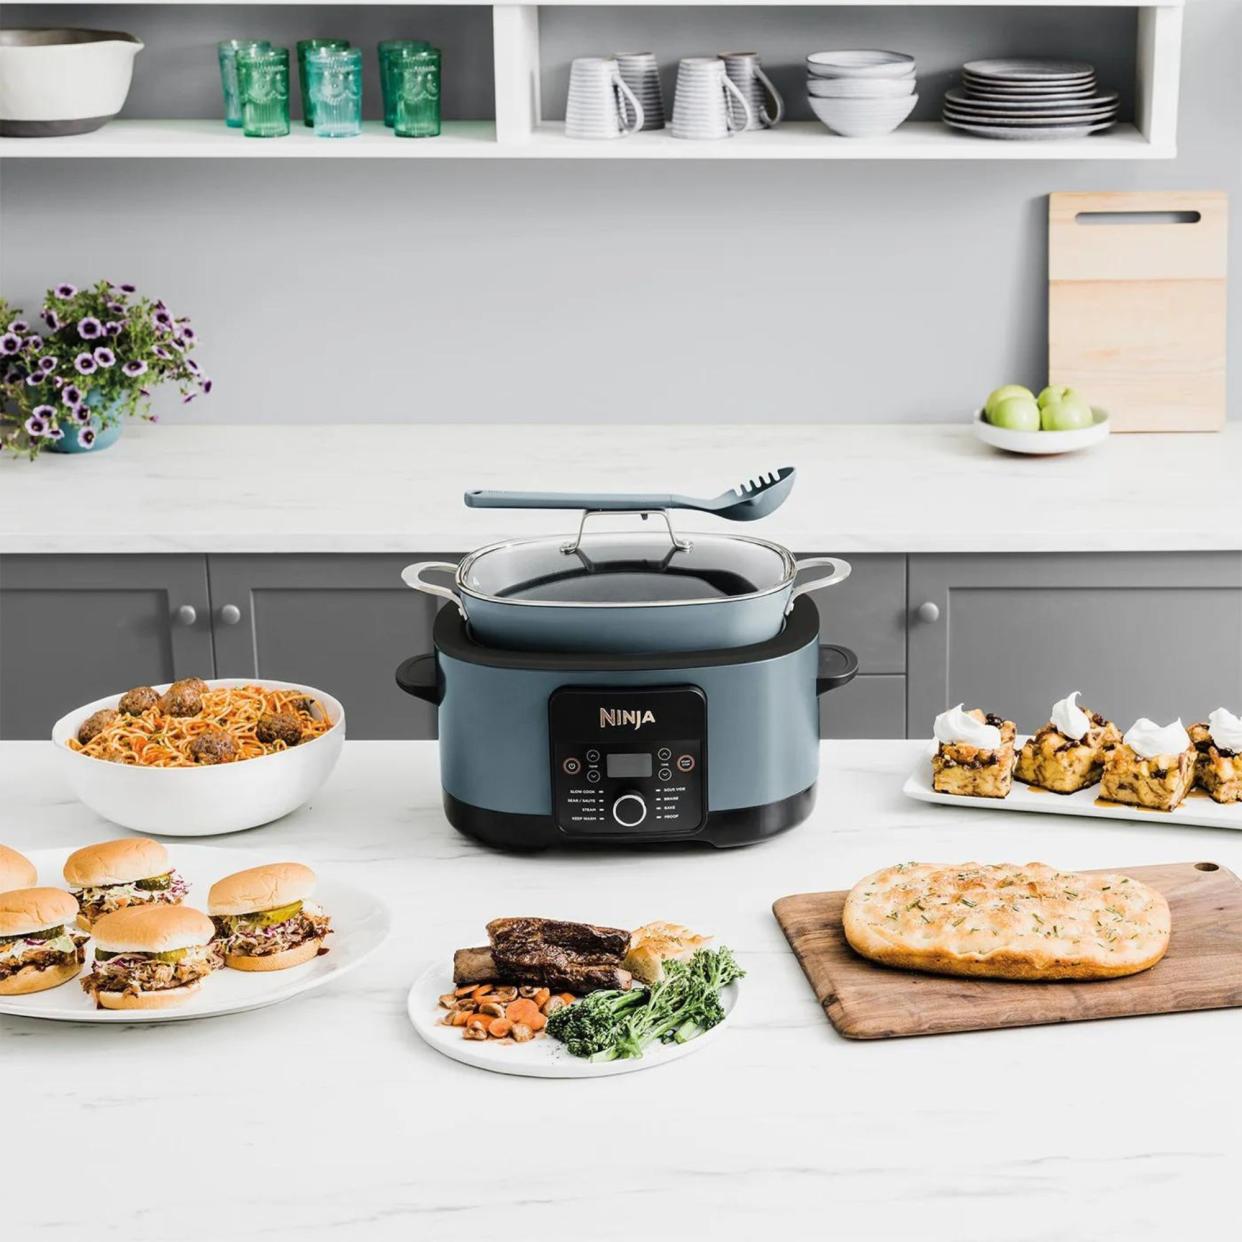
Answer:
[
  {"xmin": 395, "ymin": 654, "xmax": 443, "ymax": 706},
  {"xmin": 816, "ymin": 644, "xmax": 859, "ymax": 695}
]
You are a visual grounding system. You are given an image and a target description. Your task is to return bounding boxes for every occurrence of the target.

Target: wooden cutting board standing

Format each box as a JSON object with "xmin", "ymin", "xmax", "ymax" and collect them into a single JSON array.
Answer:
[
  {"xmin": 1048, "ymin": 191, "xmax": 1228, "ymax": 432},
  {"xmin": 773, "ymin": 862, "xmax": 1242, "ymax": 1040}
]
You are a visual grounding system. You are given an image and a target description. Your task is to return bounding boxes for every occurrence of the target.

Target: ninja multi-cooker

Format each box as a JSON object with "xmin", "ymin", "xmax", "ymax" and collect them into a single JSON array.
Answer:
[{"xmin": 395, "ymin": 472, "xmax": 857, "ymax": 849}]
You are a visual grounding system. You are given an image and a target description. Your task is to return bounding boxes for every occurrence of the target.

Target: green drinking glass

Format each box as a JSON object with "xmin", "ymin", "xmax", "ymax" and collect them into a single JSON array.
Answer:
[
  {"xmin": 306, "ymin": 46, "xmax": 364, "ymax": 138},
  {"xmin": 379, "ymin": 39, "xmax": 431, "ymax": 127},
  {"xmin": 297, "ymin": 38, "xmax": 350, "ymax": 127},
  {"xmin": 218, "ymin": 39, "xmax": 271, "ymax": 128},
  {"xmin": 393, "ymin": 46, "xmax": 441, "ymax": 138},
  {"xmin": 237, "ymin": 46, "xmax": 291, "ymax": 138}
]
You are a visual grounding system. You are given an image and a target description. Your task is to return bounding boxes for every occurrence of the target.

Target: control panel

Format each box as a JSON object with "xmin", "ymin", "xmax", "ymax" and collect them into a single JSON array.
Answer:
[{"xmin": 549, "ymin": 685, "xmax": 706, "ymax": 837}]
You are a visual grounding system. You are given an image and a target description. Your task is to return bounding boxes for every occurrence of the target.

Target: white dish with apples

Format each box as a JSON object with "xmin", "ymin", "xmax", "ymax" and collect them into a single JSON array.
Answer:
[
  {"xmin": 0, "ymin": 844, "xmax": 391, "ymax": 1023},
  {"xmin": 903, "ymin": 741, "xmax": 1242, "ymax": 831},
  {"xmin": 973, "ymin": 406, "xmax": 1110, "ymax": 455}
]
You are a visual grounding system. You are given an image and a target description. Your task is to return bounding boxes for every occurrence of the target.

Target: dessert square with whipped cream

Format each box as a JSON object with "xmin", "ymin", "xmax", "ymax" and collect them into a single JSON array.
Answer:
[
  {"xmin": 931, "ymin": 704, "xmax": 1017, "ymax": 799},
  {"xmin": 1015, "ymin": 691, "xmax": 1121, "ymax": 794},
  {"xmin": 1100, "ymin": 717, "xmax": 1196, "ymax": 812},
  {"xmin": 1189, "ymin": 708, "xmax": 1242, "ymax": 804}
]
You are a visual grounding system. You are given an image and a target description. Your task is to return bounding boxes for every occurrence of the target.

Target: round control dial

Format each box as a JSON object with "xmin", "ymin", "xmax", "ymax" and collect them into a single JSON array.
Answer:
[{"xmin": 611, "ymin": 791, "xmax": 648, "ymax": 828}]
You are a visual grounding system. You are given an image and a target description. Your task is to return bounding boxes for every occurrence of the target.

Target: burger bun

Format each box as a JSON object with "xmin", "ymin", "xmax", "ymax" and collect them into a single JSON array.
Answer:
[
  {"xmin": 0, "ymin": 844, "xmax": 37, "ymax": 894},
  {"xmin": 0, "ymin": 887, "xmax": 80, "ymax": 939},
  {"xmin": 225, "ymin": 938, "xmax": 323, "ymax": 972},
  {"xmin": 91, "ymin": 903, "xmax": 214, "ymax": 954},
  {"xmin": 63, "ymin": 837, "xmax": 170, "ymax": 889},
  {"xmin": 0, "ymin": 956, "xmax": 81, "ymax": 996},
  {"xmin": 209, "ymin": 862, "xmax": 316, "ymax": 917},
  {"xmin": 96, "ymin": 980, "xmax": 202, "ymax": 1011}
]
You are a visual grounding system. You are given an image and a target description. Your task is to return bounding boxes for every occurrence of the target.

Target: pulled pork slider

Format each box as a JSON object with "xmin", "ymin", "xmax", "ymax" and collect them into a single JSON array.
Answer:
[
  {"xmin": 209, "ymin": 862, "xmax": 331, "ymax": 971},
  {"xmin": 81, "ymin": 904, "xmax": 221, "ymax": 1011},
  {"xmin": 0, "ymin": 888, "xmax": 89, "ymax": 996},
  {"xmin": 63, "ymin": 837, "xmax": 188, "ymax": 928},
  {"xmin": 0, "ymin": 844, "xmax": 38, "ymax": 895}
]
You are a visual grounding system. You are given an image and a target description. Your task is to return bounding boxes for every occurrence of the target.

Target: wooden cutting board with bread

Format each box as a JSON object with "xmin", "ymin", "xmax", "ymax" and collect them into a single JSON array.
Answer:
[
  {"xmin": 1048, "ymin": 190, "xmax": 1228, "ymax": 433},
  {"xmin": 774, "ymin": 861, "xmax": 1242, "ymax": 1039}
]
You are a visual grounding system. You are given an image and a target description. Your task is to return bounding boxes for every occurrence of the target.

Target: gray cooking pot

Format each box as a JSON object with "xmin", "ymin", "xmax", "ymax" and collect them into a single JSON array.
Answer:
[{"xmin": 402, "ymin": 514, "xmax": 850, "ymax": 654}]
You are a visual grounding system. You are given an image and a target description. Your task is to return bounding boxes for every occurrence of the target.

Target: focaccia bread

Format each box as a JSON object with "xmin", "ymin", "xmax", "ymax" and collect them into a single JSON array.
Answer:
[{"xmin": 842, "ymin": 861, "xmax": 1171, "ymax": 981}]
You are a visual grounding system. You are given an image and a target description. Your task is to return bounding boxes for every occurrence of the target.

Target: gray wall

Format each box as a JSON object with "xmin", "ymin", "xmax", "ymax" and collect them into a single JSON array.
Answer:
[{"xmin": 2, "ymin": 3, "xmax": 1239, "ymax": 426}]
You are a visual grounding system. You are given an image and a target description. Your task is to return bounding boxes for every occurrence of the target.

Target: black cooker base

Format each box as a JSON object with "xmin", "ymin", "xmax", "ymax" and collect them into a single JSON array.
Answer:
[{"xmin": 443, "ymin": 785, "xmax": 816, "ymax": 851}]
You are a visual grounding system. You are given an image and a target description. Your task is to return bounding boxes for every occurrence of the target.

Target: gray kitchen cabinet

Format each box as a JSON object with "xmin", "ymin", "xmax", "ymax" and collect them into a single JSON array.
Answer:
[
  {"xmin": 908, "ymin": 553, "xmax": 1242, "ymax": 736},
  {"xmin": 0, "ymin": 554, "xmax": 214, "ymax": 739},
  {"xmin": 206, "ymin": 555, "xmax": 442, "ymax": 740}
]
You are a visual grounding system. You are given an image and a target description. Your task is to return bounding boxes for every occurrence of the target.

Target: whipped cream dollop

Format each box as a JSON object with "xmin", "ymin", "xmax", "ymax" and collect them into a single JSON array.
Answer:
[
  {"xmin": 934, "ymin": 704, "xmax": 1001, "ymax": 749},
  {"xmin": 1050, "ymin": 690, "xmax": 1091, "ymax": 741},
  {"xmin": 1123, "ymin": 717, "xmax": 1190, "ymax": 760},
  {"xmin": 1207, "ymin": 707, "xmax": 1242, "ymax": 752}
]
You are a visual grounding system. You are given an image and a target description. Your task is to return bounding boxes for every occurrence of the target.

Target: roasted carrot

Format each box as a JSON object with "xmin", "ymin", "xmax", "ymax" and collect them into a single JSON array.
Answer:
[
  {"xmin": 487, "ymin": 1017, "xmax": 512, "ymax": 1038},
  {"xmin": 559, "ymin": 993, "xmax": 575, "ymax": 1006},
  {"xmin": 533, "ymin": 988, "xmax": 551, "ymax": 1008},
  {"xmin": 505, "ymin": 999, "xmax": 546, "ymax": 1031}
]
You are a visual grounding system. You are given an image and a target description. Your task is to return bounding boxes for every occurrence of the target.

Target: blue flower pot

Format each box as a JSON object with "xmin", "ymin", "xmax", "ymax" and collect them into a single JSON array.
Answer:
[{"xmin": 47, "ymin": 393, "xmax": 124, "ymax": 454}]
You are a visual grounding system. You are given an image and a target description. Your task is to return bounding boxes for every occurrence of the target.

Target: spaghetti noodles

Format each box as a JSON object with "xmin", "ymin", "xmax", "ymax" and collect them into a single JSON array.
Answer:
[{"xmin": 68, "ymin": 684, "xmax": 334, "ymax": 768}]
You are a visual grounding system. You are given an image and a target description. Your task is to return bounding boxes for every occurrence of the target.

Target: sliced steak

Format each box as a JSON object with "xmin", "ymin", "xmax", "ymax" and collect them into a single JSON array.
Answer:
[
  {"xmin": 453, "ymin": 945, "xmax": 631, "ymax": 994},
  {"xmin": 485, "ymin": 917, "xmax": 630, "ymax": 963}
]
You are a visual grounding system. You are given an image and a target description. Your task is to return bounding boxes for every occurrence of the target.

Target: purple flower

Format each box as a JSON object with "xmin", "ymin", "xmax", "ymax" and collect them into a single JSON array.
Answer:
[
  {"xmin": 152, "ymin": 309, "xmax": 174, "ymax": 331},
  {"xmin": 77, "ymin": 426, "xmax": 97, "ymax": 449},
  {"xmin": 78, "ymin": 317, "xmax": 103, "ymax": 340},
  {"xmin": 23, "ymin": 335, "xmax": 43, "ymax": 353},
  {"xmin": 74, "ymin": 352, "xmax": 97, "ymax": 375},
  {"xmin": 151, "ymin": 344, "xmax": 171, "ymax": 361},
  {"xmin": 8, "ymin": 319, "xmax": 29, "ymax": 334},
  {"xmin": 139, "ymin": 389, "xmax": 152, "ymax": 400},
  {"xmin": 38, "ymin": 355, "xmax": 57, "ymax": 373},
  {"xmin": 72, "ymin": 404, "xmax": 91, "ymax": 425},
  {"xmin": 0, "ymin": 333, "xmax": 20, "ymax": 356},
  {"xmin": 179, "ymin": 325, "xmax": 198, "ymax": 345},
  {"xmin": 93, "ymin": 347, "xmax": 116, "ymax": 368},
  {"xmin": 25, "ymin": 372, "xmax": 43, "ymax": 387},
  {"xmin": 61, "ymin": 384, "xmax": 82, "ymax": 407},
  {"xmin": 119, "ymin": 283, "xmax": 136, "ymax": 294},
  {"xmin": 199, "ymin": 377, "xmax": 213, "ymax": 395},
  {"xmin": 32, "ymin": 404, "xmax": 55, "ymax": 421},
  {"xmin": 185, "ymin": 359, "xmax": 201, "ymax": 375},
  {"xmin": 3, "ymin": 365, "xmax": 20, "ymax": 383},
  {"xmin": 106, "ymin": 301, "xmax": 125, "ymax": 313},
  {"xmin": 54, "ymin": 284, "xmax": 77, "ymax": 300},
  {"xmin": 51, "ymin": 375, "xmax": 65, "ymax": 390},
  {"xmin": 105, "ymin": 321, "xmax": 124, "ymax": 336},
  {"xmin": 122, "ymin": 359, "xmax": 148, "ymax": 378},
  {"xmin": 45, "ymin": 425, "xmax": 64, "ymax": 442},
  {"xmin": 182, "ymin": 391, "xmax": 198, "ymax": 404},
  {"xmin": 42, "ymin": 308, "xmax": 61, "ymax": 331},
  {"xmin": 24, "ymin": 414, "xmax": 48, "ymax": 437}
]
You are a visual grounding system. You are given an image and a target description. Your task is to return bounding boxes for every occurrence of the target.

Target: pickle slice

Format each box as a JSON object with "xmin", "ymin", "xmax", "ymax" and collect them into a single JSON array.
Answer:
[
  {"xmin": 134, "ymin": 872, "xmax": 174, "ymax": 892},
  {"xmin": 94, "ymin": 947, "xmax": 188, "ymax": 963},
  {"xmin": 246, "ymin": 900, "xmax": 303, "ymax": 928},
  {"xmin": 0, "ymin": 924, "xmax": 62, "ymax": 946}
]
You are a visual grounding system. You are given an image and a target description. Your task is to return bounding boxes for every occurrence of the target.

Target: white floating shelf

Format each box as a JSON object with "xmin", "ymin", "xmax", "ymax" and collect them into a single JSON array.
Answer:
[
  {"xmin": 17, "ymin": 0, "xmax": 1186, "ymax": 7},
  {"xmin": 0, "ymin": 119, "xmax": 1171, "ymax": 160}
]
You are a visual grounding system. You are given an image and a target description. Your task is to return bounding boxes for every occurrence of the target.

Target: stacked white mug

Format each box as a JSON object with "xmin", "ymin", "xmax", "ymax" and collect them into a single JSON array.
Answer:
[
  {"xmin": 565, "ymin": 56, "xmax": 644, "ymax": 139},
  {"xmin": 671, "ymin": 57, "xmax": 753, "ymax": 139},
  {"xmin": 720, "ymin": 52, "xmax": 783, "ymax": 129},
  {"xmin": 615, "ymin": 52, "xmax": 666, "ymax": 130}
]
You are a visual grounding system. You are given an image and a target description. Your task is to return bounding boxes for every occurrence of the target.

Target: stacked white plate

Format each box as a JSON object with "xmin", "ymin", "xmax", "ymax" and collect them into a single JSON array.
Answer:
[
  {"xmin": 944, "ymin": 58, "xmax": 1119, "ymax": 140},
  {"xmin": 805, "ymin": 49, "xmax": 918, "ymax": 138}
]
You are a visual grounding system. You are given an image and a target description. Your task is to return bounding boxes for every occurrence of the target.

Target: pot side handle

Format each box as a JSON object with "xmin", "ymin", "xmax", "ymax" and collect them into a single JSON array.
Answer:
[
  {"xmin": 401, "ymin": 561, "xmax": 465, "ymax": 617},
  {"xmin": 788, "ymin": 557, "xmax": 851, "ymax": 610},
  {"xmin": 395, "ymin": 654, "xmax": 442, "ymax": 706},
  {"xmin": 816, "ymin": 644, "xmax": 858, "ymax": 696}
]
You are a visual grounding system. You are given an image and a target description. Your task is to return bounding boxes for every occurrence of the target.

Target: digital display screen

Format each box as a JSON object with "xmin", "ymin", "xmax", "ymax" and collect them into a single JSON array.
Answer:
[{"xmin": 606, "ymin": 752, "xmax": 652, "ymax": 779}]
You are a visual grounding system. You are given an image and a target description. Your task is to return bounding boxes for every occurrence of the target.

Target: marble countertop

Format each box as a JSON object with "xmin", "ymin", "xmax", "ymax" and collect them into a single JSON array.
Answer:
[
  {"xmin": 3, "ymin": 423, "xmax": 1241, "ymax": 554},
  {"xmin": 2, "ymin": 738, "xmax": 1238, "ymax": 1241}
]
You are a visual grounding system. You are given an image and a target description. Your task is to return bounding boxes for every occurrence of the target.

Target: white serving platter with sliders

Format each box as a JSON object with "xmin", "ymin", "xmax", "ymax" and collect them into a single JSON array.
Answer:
[
  {"xmin": 407, "ymin": 963, "xmax": 740, "ymax": 1079},
  {"xmin": 903, "ymin": 741, "xmax": 1242, "ymax": 831},
  {"xmin": 0, "ymin": 845, "xmax": 390, "ymax": 1022}
]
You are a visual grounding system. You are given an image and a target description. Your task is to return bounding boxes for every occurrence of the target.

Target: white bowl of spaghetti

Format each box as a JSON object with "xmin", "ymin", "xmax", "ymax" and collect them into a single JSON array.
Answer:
[{"xmin": 51, "ymin": 679, "xmax": 346, "ymax": 837}]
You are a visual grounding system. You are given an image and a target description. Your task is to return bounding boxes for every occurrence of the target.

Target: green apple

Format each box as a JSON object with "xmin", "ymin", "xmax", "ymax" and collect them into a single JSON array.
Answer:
[
  {"xmin": 985, "ymin": 384, "xmax": 1035, "ymax": 418},
  {"xmin": 988, "ymin": 395, "xmax": 1041, "ymax": 432},
  {"xmin": 1040, "ymin": 397, "xmax": 1093, "ymax": 432}
]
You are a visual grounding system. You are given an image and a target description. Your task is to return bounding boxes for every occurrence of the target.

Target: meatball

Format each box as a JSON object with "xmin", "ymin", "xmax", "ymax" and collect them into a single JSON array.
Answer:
[
  {"xmin": 159, "ymin": 678, "xmax": 204, "ymax": 717},
  {"xmin": 189, "ymin": 727, "xmax": 237, "ymax": 765},
  {"xmin": 256, "ymin": 711, "xmax": 302, "ymax": 747},
  {"xmin": 118, "ymin": 686, "xmax": 159, "ymax": 716},
  {"xmin": 78, "ymin": 708, "xmax": 119, "ymax": 745}
]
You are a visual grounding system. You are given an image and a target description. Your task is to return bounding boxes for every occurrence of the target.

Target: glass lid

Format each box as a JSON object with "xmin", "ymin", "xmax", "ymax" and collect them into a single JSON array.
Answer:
[{"xmin": 459, "ymin": 529, "xmax": 796, "ymax": 607}]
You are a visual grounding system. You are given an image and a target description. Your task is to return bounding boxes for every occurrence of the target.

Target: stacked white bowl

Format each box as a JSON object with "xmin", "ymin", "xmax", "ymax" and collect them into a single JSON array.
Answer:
[{"xmin": 806, "ymin": 49, "xmax": 918, "ymax": 137}]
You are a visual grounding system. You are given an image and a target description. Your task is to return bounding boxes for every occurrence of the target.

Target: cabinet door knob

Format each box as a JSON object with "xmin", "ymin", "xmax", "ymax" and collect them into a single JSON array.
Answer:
[
  {"xmin": 916, "ymin": 601, "xmax": 941, "ymax": 624},
  {"xmin": 173, "ymin": 604, "xmax": 197, "ymax": 627},
  {"xmin": 218, "ymin": 604, "xmax": 242, "ymax": 626}
]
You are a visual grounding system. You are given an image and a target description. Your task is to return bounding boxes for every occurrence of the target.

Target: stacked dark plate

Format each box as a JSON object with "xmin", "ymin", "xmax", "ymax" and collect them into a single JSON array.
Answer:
[{"xmin": 942, "ymin": 58, "xmax": 1119, "ymax": 140}]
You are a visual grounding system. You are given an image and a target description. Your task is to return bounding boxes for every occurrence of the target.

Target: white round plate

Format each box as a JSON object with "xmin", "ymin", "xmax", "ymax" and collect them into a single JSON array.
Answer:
[
  {"xmin": 972, "ymin": 406, "xmax": 1110, "ymax": 455},
  {"xmin": 0, "ymin": 845, "xmax": 390, "ymax": 1023},
  {"xmin": 962, "ymin": 58, "xmax": 1094, "ymax": 82},
  {"xmin": 945, "ymin": 118, "xmax": 1115, "ymax": 140},
  {"xmin": 945, "ymin": 87, "xmax": 1117, "ymax": 113},
  {"xmin": 943, "ymin": 105, "xmax": 1117, "ymax": 126},
  {"xmin": 406, "ymin": 962, "xmax": 739, "ymax": 1078}
]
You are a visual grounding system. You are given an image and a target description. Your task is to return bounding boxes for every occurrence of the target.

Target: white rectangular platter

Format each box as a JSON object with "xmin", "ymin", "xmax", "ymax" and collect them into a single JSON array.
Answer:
[{"xmin": 902, "ymin": 740, "xmax": 1242, "ymax": 831}]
